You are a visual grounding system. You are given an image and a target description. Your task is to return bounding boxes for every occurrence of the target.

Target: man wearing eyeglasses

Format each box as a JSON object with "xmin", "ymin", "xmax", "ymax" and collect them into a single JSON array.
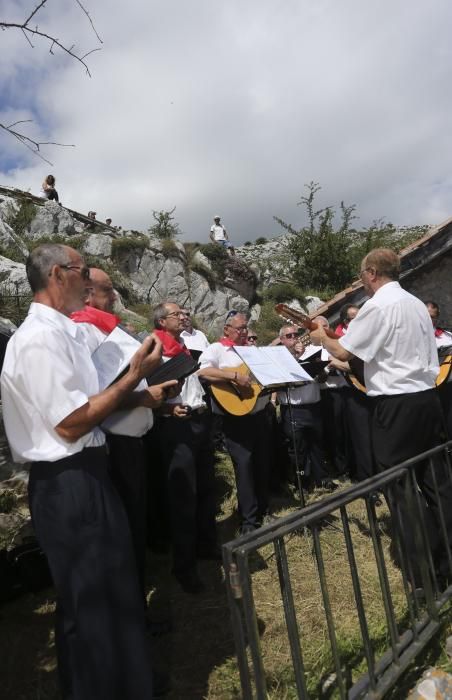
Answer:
[
  {"xmin": 310, "ymin": 247, "xmax": 452, "ymax": 586},
  {"xmin": 180, "ymin": 308, "xmax": 210, "ymax": 351},
  {"xmin": 152, "ymin": 302, "xmax": 218, "ymax": 594},
  {"xmin": 1, "ymin": 245, "xmax": 165, "ymax": 700},
  {"xmin": 277, "ymin": 324, "xmax": 335, "ymax": 492},
  {"xmin": 198, "ymin": 311, "xmax": 271, "ymax": 535}
]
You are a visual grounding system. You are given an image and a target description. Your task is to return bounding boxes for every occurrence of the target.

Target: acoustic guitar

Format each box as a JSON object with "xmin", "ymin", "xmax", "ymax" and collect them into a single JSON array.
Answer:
[
  {"xmin": 274, "ymin": 303, "xmax": 367, "ymax": 393},
  {"xmin": 209, "ymin": 363, "xmax": 263, "ymax": 416},
  {"xmin": 435, "ymin": 345, "xmax": 452, "ymax": 387}
]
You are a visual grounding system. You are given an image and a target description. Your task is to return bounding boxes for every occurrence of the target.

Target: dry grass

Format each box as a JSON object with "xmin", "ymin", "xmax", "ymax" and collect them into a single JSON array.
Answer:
[{"xmin": 1, "ymin": 454, "xmax": 452, "ymax": 699}]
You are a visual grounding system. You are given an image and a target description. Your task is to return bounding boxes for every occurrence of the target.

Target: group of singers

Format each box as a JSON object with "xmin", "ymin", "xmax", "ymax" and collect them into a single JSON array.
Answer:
[{"xmin": 2, "ymin": 243, "xmax": 452, "ymax": 700}]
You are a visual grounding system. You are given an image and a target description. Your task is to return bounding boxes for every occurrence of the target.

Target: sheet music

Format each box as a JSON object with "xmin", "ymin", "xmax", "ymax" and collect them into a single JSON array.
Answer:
[
  {"xmin": 91, "ymin": 326, "xmax": 142, "ymax": 390},
  {"xmin": 234, "ymin": 346, "xmax": 313, "ymax": 387}
]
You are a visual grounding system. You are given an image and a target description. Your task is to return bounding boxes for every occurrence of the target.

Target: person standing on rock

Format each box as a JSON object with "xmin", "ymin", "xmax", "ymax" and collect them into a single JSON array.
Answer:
[{"xmin": 209, "ymin": 215, "xmax": 235, "ymax": 256}]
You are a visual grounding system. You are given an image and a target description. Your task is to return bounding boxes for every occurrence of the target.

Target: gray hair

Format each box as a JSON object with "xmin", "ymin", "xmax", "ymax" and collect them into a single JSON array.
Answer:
[
  {"xmin": 153, "ymin": 302, "xmax": 172, "ymax": 328},
  {"xmin": 279, "ymin": 323, "xmax": 297, "ymax": 338},
  {"xmin": 26, "ymin": 244, "xmax": 71, "ymax": 293}
]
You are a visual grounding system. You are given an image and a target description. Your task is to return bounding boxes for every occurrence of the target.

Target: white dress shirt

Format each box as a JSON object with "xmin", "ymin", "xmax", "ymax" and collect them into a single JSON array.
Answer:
[
  {"xmin": 1, "ymin": 303, "xmax": 105, "ymax": 463},
  {"xmin": 339, "ymin": 282, "xmax": 439, "ymax": 397},
  {"xmin": 180, "ymin": 328, "xmax": 210, "ymax": 351},
  {"xmin": 435, "ymin": 328, "xmax": 452, "ymax": 349},
  {"xmin": 277, "ymin": 348, "xmax": 320, "ymax": 405},
  {"xmin": 77, "ymin": 323, "xmax": 153, "ymax": 437},
  {"xmin": 199, "ymin": 342, "xmax": 269, "ymax": 414}
]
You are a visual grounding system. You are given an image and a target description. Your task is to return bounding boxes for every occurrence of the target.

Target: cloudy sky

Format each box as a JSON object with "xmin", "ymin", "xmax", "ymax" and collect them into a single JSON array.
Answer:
[{"xmin": 1, "ymin": 0, "xmax": 452, "ymax": 243}]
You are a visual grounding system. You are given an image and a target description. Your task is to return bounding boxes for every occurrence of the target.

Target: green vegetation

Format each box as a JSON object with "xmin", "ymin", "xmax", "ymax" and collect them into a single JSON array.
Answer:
[
  {"xmin": 3, "ymin": 198, "xmax": 37, "ymax": 238},
  {"xmin": 0, "ymin": 489, "xmax": 17, "ymax": 514},
  {"xmin": 148, "ymin": 207, "xmax": 181, "ymax": 239},
  {"xmin": 263, "ymin": 281, "xmax": 305, "ymax": 304},
  {"xmin": 199, "ymin": 243, "xmax": 230, "ymax": 282},
  {"xmin": 111, "ymin": 234, "xmax": 148, "ymax": 259},
  {"xmin": 0, "ymin": 243, "xmax": 27, "ymax": 263},
  {"xmin": 159, "ymin": 238, "xmax": 180, "ymax": 258},
  {"xmin": 255, "ymin": 236, "xmax": 268, "ymax": 245},
  {"xmin": 274, "ymin": 182, "xmax": 427, "ymax": 299}
]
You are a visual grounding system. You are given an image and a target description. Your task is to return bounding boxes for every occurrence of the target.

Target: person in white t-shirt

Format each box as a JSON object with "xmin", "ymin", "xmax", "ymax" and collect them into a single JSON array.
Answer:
[
  {"xmin": 310, "ymin": 247, "xmax": 452, "ymax": 586},
  {"xmin": 209, "ymin": 215, "xmax": 235, "ymax": 255}
]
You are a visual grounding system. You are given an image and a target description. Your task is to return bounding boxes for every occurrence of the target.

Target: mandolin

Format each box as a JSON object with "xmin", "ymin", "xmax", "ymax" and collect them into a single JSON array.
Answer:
[
  {"xmin": 209, "ymin": 363, "xmax": 263, "ymax": 416},
  {"xmin": 435, "ymin": 345, "xmax": 452, "ymax": 387},
  {"xmin": 274, "ymin": 303, "xmax": 367, "ymax": 393}
]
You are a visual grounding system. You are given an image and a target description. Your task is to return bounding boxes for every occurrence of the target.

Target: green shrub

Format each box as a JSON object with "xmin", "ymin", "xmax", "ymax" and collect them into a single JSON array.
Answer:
[
  {"xmin": 254, "ymin": 300, "xmax": 285, "ymax": 345},
  {"xmin": 160, "ymin": 239, "xmax": 180, "ymax": 258},
  {"xmin": 199, "ymin": 243, "xmax": 229, "ymax": 281},
  {"xmin": 4, "ymin": 199, "xmax": 37, "ymax": 237},
  {"xmin": 264, "ymin": 282, "xmax": 305, "ymax": 304},
  {"xmin": 244, "ymin": 241, "xmax": 252, "ymax": 246},
  {"xmin": 191, "ymin": 262, "xmax": 217, "ymax": 290},
  {"xmin": 0, "ymin": 244, "xmax": 27, "ymax": 263},
  {"xmin": 148, "ymin": 207, "xmax": 181, "ymax": 239},
  {"xmin": 255, "ymin": 237, "xmax": 268, "ymax": 245},
  {"xmin": 111, "ymin": 235, "xmax": 148, "ymax": 259}
]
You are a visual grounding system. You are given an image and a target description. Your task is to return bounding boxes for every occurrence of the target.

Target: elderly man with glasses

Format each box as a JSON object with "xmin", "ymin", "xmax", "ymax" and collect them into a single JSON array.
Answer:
[
  {"xmin": 276, "ymin": 324, "xmax": 335, "ymax": 492},
  {"xmin": 1, "ymin": 244, "xmax": 165, "ymax": 700},
  {"xmin": 152, "ymin": 302, "xmax": 218, "ymax": 594},
  {"xmin": 198, "ymin": 311, "xmax": 271, "ymax": 535}
]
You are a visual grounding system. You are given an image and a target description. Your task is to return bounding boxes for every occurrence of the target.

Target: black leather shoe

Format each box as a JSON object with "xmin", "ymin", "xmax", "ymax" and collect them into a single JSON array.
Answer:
[
  {"xmin": 319, "ymin": 479, "xmax": 338, "ymax": 492},
  {"xmin": 174, "ymin": 570, "xmax": 205, "ymax": 595}
]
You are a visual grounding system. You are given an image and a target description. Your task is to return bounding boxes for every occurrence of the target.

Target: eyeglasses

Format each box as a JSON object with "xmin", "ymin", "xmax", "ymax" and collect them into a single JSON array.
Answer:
[
  {"xmin": 181, "ymin": 311, "xmax": 191, "ymax": 317},
  {"xmin": 228, "ymin": 325, "xmax": 248, "ymax": 332},
  {"xmin": 283, "ymin": 332, "xmax": 299, "ymax": 339},
  {"xmin": 359, "ymin": 267, "xmax": 372, "ymax": 278},
  {"xmin": 59, "ymin": 264, "xmax": 90, "ymax": 280},
  {"xmin": 164, "ymin": 311, "xmax": 186, "ymax": 318},
  {"xmin": 248, "ymin": 335, "xmax": 257, "ymax": 341},
  {"xmin": 226, "ymin": 309, "xmax": 238, "ymax": 320}
]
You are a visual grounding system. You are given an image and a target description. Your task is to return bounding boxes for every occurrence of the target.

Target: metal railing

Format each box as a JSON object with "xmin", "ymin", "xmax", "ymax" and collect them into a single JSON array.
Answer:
[{"xmin": 223, "ymin": 442, "xmax": 452, "ymax": 699}]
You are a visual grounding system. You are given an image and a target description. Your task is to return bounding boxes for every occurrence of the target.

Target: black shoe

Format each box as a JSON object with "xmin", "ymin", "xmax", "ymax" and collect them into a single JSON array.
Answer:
[
  {"xmin": 238, "ymin": 524, "xmax": 258, "ymax": 537},
  {"xmin": 173, "ymin": 570, "xmax": 205, "ymax": 595},
  {"xmin": 152, "ymin": 669, "xmax": 171, "ymax": 698},
  {"xmin": 319, "ymin": 480, "xmax": 338, "ymax": 492},
  {"xmin": 197, "ymin": 544, "xmax": 222, "ymax": 561}
]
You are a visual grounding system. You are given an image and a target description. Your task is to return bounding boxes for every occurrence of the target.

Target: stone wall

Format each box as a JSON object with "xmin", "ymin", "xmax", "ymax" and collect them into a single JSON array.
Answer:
[{"xmin": 404, "ymin": 250, "xmax": 452, "ymax": 326}]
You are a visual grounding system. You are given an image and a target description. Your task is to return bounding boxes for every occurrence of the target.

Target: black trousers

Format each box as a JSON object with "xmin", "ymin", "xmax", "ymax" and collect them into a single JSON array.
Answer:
[
  {"xmin": 158, "ymin": 412, "xmax": 217, "ymax": 576},
  {"xmin": 372, "ymin": 388, "xmax": 452, "ymax": 581},
  {"xmin": 281, "ymin": 403, "xmax": 330, "ymax": 486},
  {"xmin": 28, "ymin": 447, "xmax": 153, "ymax": 700},
  {"xmin": 320, "ymin": 388, "xmax": 348, "ymax": 475},
  {"xmin": 437, "ymin": 381, "xmax": 452, "ymax": 440},
  {"xmin": 344, "ymin": 387, "xmax": 376, "ymax": 482},
  {"xmin": 222, "ymin": 410, "xmax": 270, "ymax": 528},
  {"xmin": 106, "ymin": 434, "xmax": 147, "ymax": 599}
]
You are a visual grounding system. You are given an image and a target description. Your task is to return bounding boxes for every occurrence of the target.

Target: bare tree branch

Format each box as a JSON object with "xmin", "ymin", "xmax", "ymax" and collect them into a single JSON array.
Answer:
[
  {"xmin": 0, "ymin": 0, "xmax": 102, "ymax": 161},
  {"xmin": 0, "ymin": 121, "xmax": 75, "ymax": 166}
]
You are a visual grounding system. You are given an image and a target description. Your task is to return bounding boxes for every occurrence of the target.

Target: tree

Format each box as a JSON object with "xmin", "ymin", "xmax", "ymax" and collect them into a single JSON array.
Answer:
[
  {"xmin": 148, "ymin": 207, "xmax": 181, "ymax": 239},
  {"xmin": 0, "ymin": 0, "xmax": 102, "ymax": 163},
  {"xmin": 274, "ymin": 182, "xmax": 357, "ymax": 294}
]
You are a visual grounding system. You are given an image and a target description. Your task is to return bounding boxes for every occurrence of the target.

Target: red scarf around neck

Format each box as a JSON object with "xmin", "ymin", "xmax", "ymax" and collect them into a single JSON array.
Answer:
[
  {"xmin": 219, "ymin": 337, "xmax": 236, "ymax": 347},
  {"xmin": 435, "ymin": 327, "xmax": 445, "ymax": 338},
  {"xmin": 71, "ymin": 306, "xmax": 120, "ymax": 334},
  {"xmin": 154, "ymin": 329, "xmax": 191, "ymax": 357}
]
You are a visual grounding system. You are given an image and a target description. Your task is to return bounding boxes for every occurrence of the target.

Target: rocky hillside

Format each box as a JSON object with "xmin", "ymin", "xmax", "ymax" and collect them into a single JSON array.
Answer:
[{"xmin": 0, "ymin": 188, "xmax": 262, "ymax": 336}]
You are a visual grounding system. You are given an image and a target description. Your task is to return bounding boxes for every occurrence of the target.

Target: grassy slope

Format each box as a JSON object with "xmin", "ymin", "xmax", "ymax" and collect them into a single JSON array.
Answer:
[{"xmin": 1, "ymin": 453, "xmax": 452, "ymax": 699}]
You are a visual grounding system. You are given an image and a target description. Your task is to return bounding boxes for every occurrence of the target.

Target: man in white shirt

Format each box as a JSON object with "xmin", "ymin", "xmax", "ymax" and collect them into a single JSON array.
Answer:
[
  {"xmin": 277, "ymin": 324, "xmax": 335, "ymax": 491},
  {"xmin": 310, "ymin": 248, "xmax": 452, "ymax": 584},
  {"xmin": 209, "ymin": 215, "xmax": 235, "ymax": 255},
  {"xmin": 198, "ymin": 311, "xmax": 271, "ymax": 534},
  {"xmin": 1, "ymin": 244, "xmax": 164, "ymax": 700},
  {"xmin": 153, "ymin": 302, "xmax": 218, "ymax": 594},
  {"xmin": 180, "ymin": 308, "xmax": 210, "ymax": 351},
  {"xmin": 72, "ymin": 268, "xmax": 175, "ymax": 600}
]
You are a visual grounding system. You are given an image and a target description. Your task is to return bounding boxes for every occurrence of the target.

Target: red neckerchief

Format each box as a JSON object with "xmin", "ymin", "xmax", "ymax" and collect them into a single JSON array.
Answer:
[
  {"xmin": 71, "ymin": 306, "xmax": 120, "ymax": 334},
  {"xmin": 219, "ymin": 337, "xmax": 235, "ymax": 347},
  {"xmin": 435, "ymin": 327, "xmax": 445, "ymax": 338},
  {"xmin": 154, "ymin": 329, "xmax": 191, "ymax": 357},
  {"xmin": 334, "ymin": 323, "xmax": 346, "ymax": 338}
]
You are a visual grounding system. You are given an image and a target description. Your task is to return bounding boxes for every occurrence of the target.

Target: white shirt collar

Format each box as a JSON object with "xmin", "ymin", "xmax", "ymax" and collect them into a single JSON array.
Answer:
[{"xmin": 29, "ymin": 302, "xmax": 80, "ymax": 339}]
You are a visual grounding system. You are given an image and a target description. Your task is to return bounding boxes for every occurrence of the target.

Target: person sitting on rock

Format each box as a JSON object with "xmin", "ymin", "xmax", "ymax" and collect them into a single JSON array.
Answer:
[
  {"xmin": 209, "ymin": 215, "xmax": 235, "ymax": 256},
  {"xmin": 40, "ymin": 174, "xmax": 59, "ymax": 203}
]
